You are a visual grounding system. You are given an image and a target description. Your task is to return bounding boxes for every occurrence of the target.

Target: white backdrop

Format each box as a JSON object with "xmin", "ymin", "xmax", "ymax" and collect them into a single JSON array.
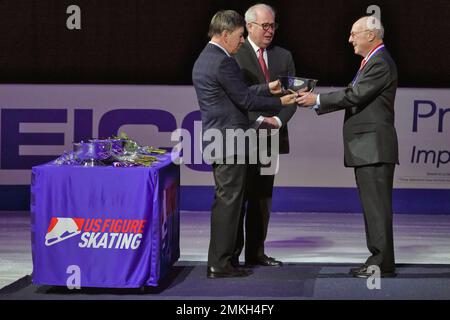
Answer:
[{"xmin": 0, "ymin": 85, "xmax": 449, "ymax": 190}]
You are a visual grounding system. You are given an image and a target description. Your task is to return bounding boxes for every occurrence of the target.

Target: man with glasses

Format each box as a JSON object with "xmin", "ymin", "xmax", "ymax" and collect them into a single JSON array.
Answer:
[
  {"xmin": 233, "ymin": 3, "xmax": 297, "ymax": 268},
  {"xmin": 192, "ymin": 10, "xmax": 297, "ymax": 279},
  {"xmin": 297, "ymin": 16, "xmax": 398, "ymax": 278}
]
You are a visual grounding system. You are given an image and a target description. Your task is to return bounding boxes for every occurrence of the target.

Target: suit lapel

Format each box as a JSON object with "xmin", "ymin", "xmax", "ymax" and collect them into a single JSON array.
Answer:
[
  {"xmin": 267, "ymin": 46, "xmax": 277, "ymax": 81},
  {"xmin": 353, "ymin": 49, "xmax": 385, "ymax": 86}
]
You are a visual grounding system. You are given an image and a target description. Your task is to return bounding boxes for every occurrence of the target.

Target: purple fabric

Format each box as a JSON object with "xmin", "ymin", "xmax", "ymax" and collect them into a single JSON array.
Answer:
[{"xmin": 30, "ymin": 153, "xmax": 180, "ymax": 288}]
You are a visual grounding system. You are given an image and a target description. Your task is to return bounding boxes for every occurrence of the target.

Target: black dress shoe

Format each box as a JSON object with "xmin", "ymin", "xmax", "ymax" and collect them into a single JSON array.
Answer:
[
  {"xmin": 246, "ymin": 256, "xmax": 283, "ymax": 267},
  {"xmin": 207, "ymin": 265, "xmax": 253, "ymax": 279},
  {"xmin": 349, "ymin": 264, "xmax": 367, "ymax": 275},
  {"xmin": 230, "ymin": 256, "xmax": 240, "ymax": 268},
  {"xmin": 352, "ymin": 265, "xmax": 397, "ymax": 278}
]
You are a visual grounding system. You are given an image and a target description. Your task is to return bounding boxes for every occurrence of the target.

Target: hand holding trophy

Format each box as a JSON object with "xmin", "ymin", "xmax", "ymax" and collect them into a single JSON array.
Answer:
[
  {"xmin": 278, "ymin": 76, "xmax": 319, "ymax": 108},
  {"xmin": 268, "ymin": 79, "xmax": 283, "ymax": 95}
]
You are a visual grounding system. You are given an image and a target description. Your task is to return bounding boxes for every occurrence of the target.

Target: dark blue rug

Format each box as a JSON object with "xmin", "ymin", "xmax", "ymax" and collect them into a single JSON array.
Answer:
[{"xmin": 1, "ymin": 262, "xmax": 450, "ymax": 300}]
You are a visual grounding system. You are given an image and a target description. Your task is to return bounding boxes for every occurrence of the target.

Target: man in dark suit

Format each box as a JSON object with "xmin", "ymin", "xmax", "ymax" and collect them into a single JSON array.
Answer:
[
  {"xmin": 192, "ymin": 10, "xmax": 296, "ymax": 278},
  {"xmin": 297, "ymin": 16, "xmax": 398, "ymax": 278},
  {"xmin": 233, "ymin": 4, "xmax": 297, "ymax": 267}
]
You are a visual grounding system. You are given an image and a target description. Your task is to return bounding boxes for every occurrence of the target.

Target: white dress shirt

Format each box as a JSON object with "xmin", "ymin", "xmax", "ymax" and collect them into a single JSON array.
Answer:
[{"xmin": 247, "ymin": 37, "xmax": 282, "ymax": 129}]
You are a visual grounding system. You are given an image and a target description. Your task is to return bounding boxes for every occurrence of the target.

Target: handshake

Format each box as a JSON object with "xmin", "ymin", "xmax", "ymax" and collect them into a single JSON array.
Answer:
[{"xmin": 269, "ymin": 76, "xmax": 319, "ymax": 107}]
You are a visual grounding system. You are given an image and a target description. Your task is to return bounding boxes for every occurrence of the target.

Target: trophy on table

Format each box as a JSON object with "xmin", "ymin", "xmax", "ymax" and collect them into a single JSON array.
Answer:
[{"xmin": 76, "ymin": 140, "xmax": 112, "ymax": 166}]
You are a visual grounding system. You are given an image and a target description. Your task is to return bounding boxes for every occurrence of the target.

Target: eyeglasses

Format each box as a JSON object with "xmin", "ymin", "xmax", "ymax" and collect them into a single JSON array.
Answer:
[
  {"xmin": 349, "ymin": 29, "xmax": 371, "ymax": 38},
  {"xmin": 251, "ymin": 22, "xmax": 279, "ymax": 31}
]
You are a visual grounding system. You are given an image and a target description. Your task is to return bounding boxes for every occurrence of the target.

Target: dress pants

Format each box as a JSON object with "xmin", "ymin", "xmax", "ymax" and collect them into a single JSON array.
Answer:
[
  {"xmin": 354, "ymin": 163, "xmax": 396, "ymax": 272},
  {"xmin": 208, "ymin": 161, "xmax": 247, "ymax": 269},
  {"xmin": 235, "ymin": 162, "xmax": 275, "ymax": 262}
]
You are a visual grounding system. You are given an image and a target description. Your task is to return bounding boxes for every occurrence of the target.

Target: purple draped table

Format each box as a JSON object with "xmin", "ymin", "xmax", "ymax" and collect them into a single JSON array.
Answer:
[{"xmin": 30, "ymin": 152, "xmax": 180, "ymax": 288}]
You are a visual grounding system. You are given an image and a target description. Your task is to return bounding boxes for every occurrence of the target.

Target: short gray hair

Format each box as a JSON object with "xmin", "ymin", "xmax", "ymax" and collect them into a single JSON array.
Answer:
[
  {"xmin": 244, "ymin": 3, "xmax": 276, "ymax": 23},
  {"xmin": 208, "ymin": 10, "xmax": 245, "ymax": 38},
  {"xmin": 364, "ymin": 15, "xmax": 384, "ymax": 39}
]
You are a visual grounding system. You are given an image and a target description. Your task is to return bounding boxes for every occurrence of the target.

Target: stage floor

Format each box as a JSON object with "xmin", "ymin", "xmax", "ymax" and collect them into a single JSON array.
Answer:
[
  {"xmin": 2, "ymin": 263, "xmax": 450, "ymax": 300},
  {"xmin": 1, "ymin": 211, "xmax": 450, "ymax": 299}
]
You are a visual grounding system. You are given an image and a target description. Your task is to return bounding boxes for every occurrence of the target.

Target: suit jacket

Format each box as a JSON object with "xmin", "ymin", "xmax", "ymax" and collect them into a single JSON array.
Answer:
[
  {"xmin": 234, "ymin": 39, "xmax": 297, "ymax": 153},
  {"xmin": 192, "ymin": 43, "xmax": 284, "ymax": 160},
  {"xmin": 317, "ymin": 48, "xmax": 399, "ymax": 167}
]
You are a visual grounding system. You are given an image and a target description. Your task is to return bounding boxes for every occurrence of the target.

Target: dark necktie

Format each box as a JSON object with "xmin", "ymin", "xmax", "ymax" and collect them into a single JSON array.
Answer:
[
  {"xmin": 352, "ymin": 59, "xmax": 367, "ymax": 86},
  {"xmin": 258, "ymin": 48, "xmax": 270, "ymax": 82}
]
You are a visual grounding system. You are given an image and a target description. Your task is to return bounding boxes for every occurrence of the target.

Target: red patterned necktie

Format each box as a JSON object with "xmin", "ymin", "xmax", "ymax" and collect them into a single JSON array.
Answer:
[{"xmin": 258, "ymin": 48, "xmax": 270, "ymax": 82}]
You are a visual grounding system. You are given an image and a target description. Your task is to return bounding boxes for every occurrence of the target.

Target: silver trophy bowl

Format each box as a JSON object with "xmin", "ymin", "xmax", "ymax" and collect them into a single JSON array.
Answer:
[
  {"xmin": 76, "ymin": 140, "xmax": 112, "ymax": 166},
  {"xmin": 279, "ymin": 76, "xmax": 318, "ymax": 93}
]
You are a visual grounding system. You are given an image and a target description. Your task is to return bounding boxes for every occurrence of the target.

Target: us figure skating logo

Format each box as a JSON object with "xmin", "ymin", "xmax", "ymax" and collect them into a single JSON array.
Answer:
[
  {"xmin": 45, "ymin": 217, "xmax": 84, "ymax": 246},
  {"xmin": 45, "ymin": 217, "xmax": 146, "ymax": 250}
]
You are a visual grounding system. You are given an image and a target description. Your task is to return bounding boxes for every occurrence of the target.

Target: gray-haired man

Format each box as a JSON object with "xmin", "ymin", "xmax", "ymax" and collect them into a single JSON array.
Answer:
[
  {"xmin": 233, "ymin": 3, "xmax": 297, "ymax": 268},
  {"xmin": 297, "ymin": 16, "xmax": 398, "ymax": 278},
  {"xmin": 192, "ymin": 10, "xmax": 296, "ymax": 278}
]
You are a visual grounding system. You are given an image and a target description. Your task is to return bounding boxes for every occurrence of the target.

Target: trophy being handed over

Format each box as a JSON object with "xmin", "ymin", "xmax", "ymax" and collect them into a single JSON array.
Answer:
[{"xmin": 279, "ymin": 76, "xmax": 318, "ymax": 95}]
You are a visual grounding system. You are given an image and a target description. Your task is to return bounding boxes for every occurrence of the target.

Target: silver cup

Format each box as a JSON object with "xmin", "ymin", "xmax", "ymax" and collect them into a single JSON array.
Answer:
[{"xmin": 279, "ymin": 76, "xmax": 318, "ymax": 93}]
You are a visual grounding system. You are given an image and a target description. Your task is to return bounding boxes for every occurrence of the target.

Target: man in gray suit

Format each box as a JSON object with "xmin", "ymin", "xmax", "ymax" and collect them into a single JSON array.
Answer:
[
  {"xmin": 192, "ymin": 10, "xmax": 296, "ymax": 278},
  {"xmin": 233, "ymin": 3, "xmax": 297, "ymax": 267},
  {"xmin": 297, "ymin": 16, "xmax": 398, "ymax": 278}
]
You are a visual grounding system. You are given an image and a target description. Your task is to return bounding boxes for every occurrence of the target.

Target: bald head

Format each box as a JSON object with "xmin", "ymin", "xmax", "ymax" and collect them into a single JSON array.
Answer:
[
  {"xmin": 355, "ymin": 16, "xmax": 384, "ymax": 39},
  {"xmin": 349, "ymin": 16, "xmax": 384, "ymax": 57}
]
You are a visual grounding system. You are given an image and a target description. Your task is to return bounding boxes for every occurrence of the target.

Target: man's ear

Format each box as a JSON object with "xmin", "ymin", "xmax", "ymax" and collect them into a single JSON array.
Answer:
[{"xmin": 222, "ymin": 30, "xmax": 229, "ymax": 43}]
